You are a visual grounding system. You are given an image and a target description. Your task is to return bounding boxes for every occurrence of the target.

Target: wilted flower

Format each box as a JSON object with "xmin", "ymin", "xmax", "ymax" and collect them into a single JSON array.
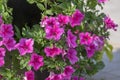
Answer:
[
  {"xmin": 29, "ymin": 53, "xmax": 44, "ymax": 71},
  {"xmin": 70, "ymin": 9, "xmax": 84, "ymax": 27}
]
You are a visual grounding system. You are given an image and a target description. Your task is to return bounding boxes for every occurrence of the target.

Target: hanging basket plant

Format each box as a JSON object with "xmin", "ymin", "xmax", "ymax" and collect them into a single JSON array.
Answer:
[{"xmin": 0, "ymin": 0, "xmax": 118, "ymax": 80}]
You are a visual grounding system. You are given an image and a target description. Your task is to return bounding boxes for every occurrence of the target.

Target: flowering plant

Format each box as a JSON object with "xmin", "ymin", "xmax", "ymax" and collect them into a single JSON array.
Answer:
[{"xmin": 0, "ymin": 0, "xmax": 118, "ymax": 80}]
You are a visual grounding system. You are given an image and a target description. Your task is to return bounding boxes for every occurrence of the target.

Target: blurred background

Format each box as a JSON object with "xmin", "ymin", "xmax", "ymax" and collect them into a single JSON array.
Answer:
[{"xmin": 93, "ymin": 0, "xmax": 120, "ymax": 80}]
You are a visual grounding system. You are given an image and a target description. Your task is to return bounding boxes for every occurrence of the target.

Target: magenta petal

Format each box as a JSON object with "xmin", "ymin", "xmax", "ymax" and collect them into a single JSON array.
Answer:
[
  {"xmin": 29, "ymin": 53, "xmax": 44, "ymax": 71},
  {"xmin": 25, "ymin": 70, "xmax": 35, "ymax": 80},
  {"xmin": 70, "ymin": 9, "xmax": 84, "ymax": 27},
  {"xmin": 66, "ymin": 29, "xmax": 77, "ymax": 48}
]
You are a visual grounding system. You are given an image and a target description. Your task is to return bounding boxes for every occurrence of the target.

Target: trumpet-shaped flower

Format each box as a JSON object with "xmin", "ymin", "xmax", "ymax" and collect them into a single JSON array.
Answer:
[
  {"xmin": 44, "ymin": 46, "xmax": 62, "ymax": 58},
  {"xmin": 79, "ymin": 32, "xmax": 92, "ymax": 45},
  {"xmin": 16, "ymin": 38, "xmax": 34, "ymax": 56},
  {"xmin": 62, "ymin": 66, "xmax": 75, "ymax": 79},
  {"xmin": 45, "ymin": 25, "xmax": 64, "ymax": 41},
  {"xmin": 0, "ymin": 48, "xmax": 6, "ymax": 58},
  {"xmin": 45, "ymin": 17, "xmax": 60, "ymax": 27},
  {"xmin": 66, "ymin": 29, "xmax": 77, "ymax": 48},
  {"xmin": 57, "ymin": 14, "xmax": 69, "ymax": 26},
  {"xmin": 0, "ymin": 24, "xmax": 14, "ymax": 38},
  {"xmin": 67, "ymin": 48, "xmax": 79, "ymax": 64},
  {"xmin": 25, "ymin": 70, "xmax": 35, "ymax": 80},
  {"xmin": 29, "ymin": 53, "xmax": 44, "ymax": 71},
  {"xmin": 3, "ymin": 38, "xmax": 16, "ymax": 51},
  {"xmin": 85, "ymin": 43, "xmax": 96, "ymax": 58},
  {"xmin": 70, "ymin": 9, "xmax": 84, "ymax": 27},
  {"xmin": 104, "ymin": 16, "xmax": 118, "ymax": 31}
]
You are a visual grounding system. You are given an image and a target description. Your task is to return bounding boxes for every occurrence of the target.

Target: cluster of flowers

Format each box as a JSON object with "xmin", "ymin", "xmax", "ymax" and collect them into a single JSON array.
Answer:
[
  {"xmin": 0, "ymin": 16, "xmax": 44, "ymax": 79},
  {"xmin": 40, "ymin": 7, "xmax": 117, "ymax": 80},
  {"xmin": 0, "ymin": 0, "xmax": 118, "ymax": 79}
]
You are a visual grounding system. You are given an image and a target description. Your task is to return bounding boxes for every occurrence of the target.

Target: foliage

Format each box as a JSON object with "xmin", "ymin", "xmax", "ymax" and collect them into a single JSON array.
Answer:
[{"xmin": 0, "ymin": 0, "xmax": 117, "ymax": 80}]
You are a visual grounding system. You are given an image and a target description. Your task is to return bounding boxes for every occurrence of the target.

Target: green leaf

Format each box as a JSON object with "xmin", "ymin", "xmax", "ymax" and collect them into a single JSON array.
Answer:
[
  {"xmin": 15, "ymin": 26, "xmax": 22, "ymax": 39},
  {"xmin": 104, "ymin": 42, "xmax": 113, "ymax": 61},
  {"xmin": 37, "ymin": 3, "xmax": 45, "ymax": 11}
]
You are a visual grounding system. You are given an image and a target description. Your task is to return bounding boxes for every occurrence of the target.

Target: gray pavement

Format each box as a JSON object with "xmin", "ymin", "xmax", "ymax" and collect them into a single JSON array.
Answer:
[{"xmin": 93, "ymin": 0, "xmax": 120, "ymax": 80}]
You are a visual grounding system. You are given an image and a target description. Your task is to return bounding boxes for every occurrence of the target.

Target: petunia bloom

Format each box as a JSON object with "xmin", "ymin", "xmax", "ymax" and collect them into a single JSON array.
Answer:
[
  {"xmin": 79, "ymin": 32, "xmax": 92, "ymax": 45},
  {"xmin": 66, "ymin": 29, "xmax": 77, "ymax": 48},
  {"xmin": 0, "ymin": 58, "xmax": 5, "ymax": 67},
  {"xmin": 67, "ymin": 48, "xmax": 79, "ymax": 64},
  {"xmin": 98, "ymin": 0, "xmax": 107, "ymax": 3},
  {"xmin": 0, "ymin": 48, "xmax": 6, "ymax": 58},
  {"xmin": 57, "ymin": 14, "xmax": 70, "ymax": 26},
  {"xmin": 16, "ymin": 38, "xmax": 34, "ymax": 56},
  {"xmin": 25, "ymin": 70, "xmax": 35, "ymax": 80},
  {"xmin": 29, "ymin": 53, "xmax": 44, "ymax": 71},
  {"xmin": 62, "ymin": 66, "xmax": 75, "ymax": 80},
  {"xmin": 70, "ymin": 9, "xmax": 84, "ymax": 27},
  {"xmin": 85, "ymin": 43, "xmax": 96, "ymax": 58},
  {"xmin": 44, "ymin": 17, "xmax": 60, "ymax": 28},
  {"xmin": 0, "ymin": 24, "xmax": 14, "ymax": 38},
  {"xmin": 44, "ymin": 46, "xmax": 62, "ymax": 58},
  {"xmin": 45, "ymin": 25, "xmax": 64, "ymax": 41},
  {"xmin": 104, "ymin": 16, "xmax": 118, "ymax": 31},
  {"xmin": 92, "ymin": 35, "xmax": 104, "ymax": 51},
  {"xmin": 3, "ymin": 38, "xmax": 16, "ymax": 51}
]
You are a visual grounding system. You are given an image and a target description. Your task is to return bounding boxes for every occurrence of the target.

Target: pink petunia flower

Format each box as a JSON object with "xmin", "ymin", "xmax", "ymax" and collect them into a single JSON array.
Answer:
[
  {"xmin": 0, "ymin": 24, "xmax": 14, "ymax": 38},
  {"xmin": 16, "ymin": 38, "xmax": 34, "ymax": 56},
  {"xmin": 29, "ymin": 53, "xmax": 44, "ymax": 71},
  {"xmin": 104, "ymin": 16, "xmax": 118, "ymax": 31},
  {"xmin": 98, "ymin": 0, "xmax": 107, "ymax": 3},
  {"xmin": 45, "ymin": 25, "xmax": 64, "ymax": 41},
  {"xmin": 62, "ymin": 66, "xmax": 75, "ymax": 80},
  {"xmin": 3, "ymin": 38, "xmax": 16, "ymax": 51},
  {"xmin": 0, "ymin": 58, "xmax": 5, "ymax": 67},
  {"xmin": 70, "ymin": 9, "xmax": 84, "ymax": 27},
  {"xmin": 66, "ymin": 29, "xmax": 77, "ymax": 48},
  {"xmin": 44, "ymin": 46, "xmax": 62, "ymax": 58},
  {"xmin": 92, "ymin": 35, "xmax": 104, "ymax": 51},
  {"xmin": 57, "ymin": 14, "xmax": 70, "ymax": 26},
  {"xmin": 45, "ymin": 17, "xmax": 60, "ymax": 28},
  {"xmin": 0, "ymin": 48, "xmax": 6, "ymax": 58},
  {"xmin": 85, "ymin": 43, "xmax": 96, "ymax": 58},
  {"xmin": 25, "ymin": 70, "xmax": 35, "ymax": 80},
  {"xmin": 67, "ymin": 48, "xmax": 79, "ymax": 64},
  {"xmin": 79, "ymin": 32, "xmax": 92, "ymax": 45}
]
